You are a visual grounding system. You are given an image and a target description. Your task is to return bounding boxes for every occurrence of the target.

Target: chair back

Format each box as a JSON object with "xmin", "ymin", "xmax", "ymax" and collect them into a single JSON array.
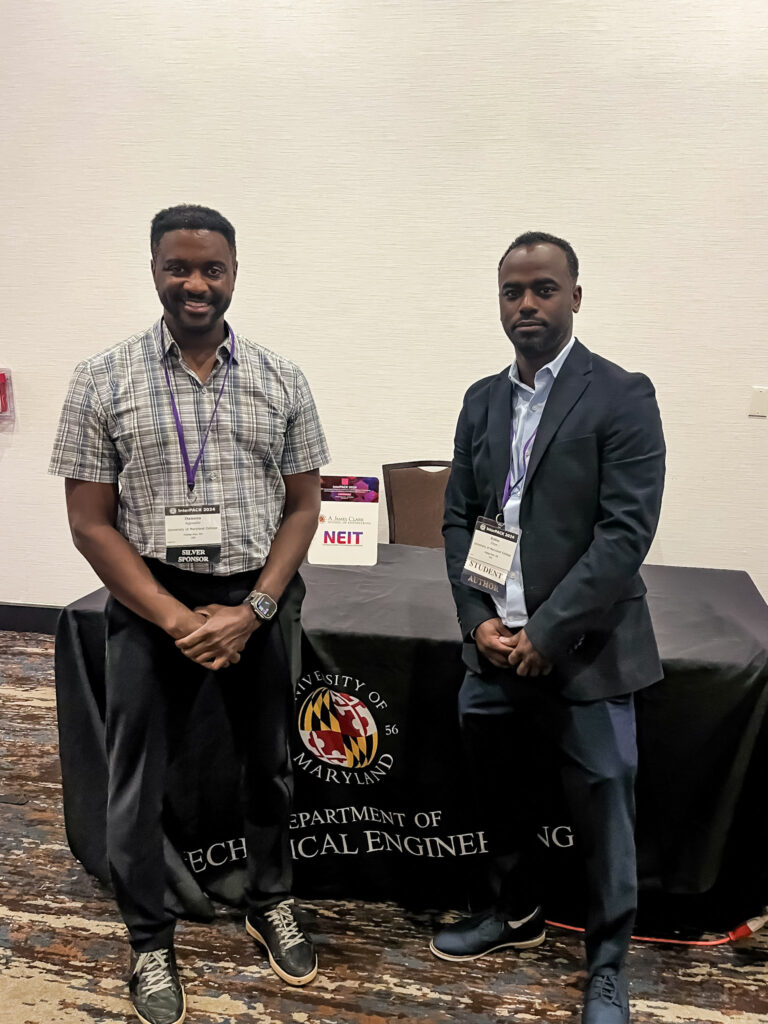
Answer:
[{"xmin": 382, "ymin": 461, "xmax": 452, "ymax": 548}]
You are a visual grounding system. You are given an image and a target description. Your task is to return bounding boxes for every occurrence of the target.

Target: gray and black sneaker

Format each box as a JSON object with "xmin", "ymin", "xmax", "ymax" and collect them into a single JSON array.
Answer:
[
  {"xmin": 129, "ymin": 947, "xmax": 186, "ymax": 1024},
  {"xmin": 245, "ymin": 899, "xmax": 318, "ymax": 985}
]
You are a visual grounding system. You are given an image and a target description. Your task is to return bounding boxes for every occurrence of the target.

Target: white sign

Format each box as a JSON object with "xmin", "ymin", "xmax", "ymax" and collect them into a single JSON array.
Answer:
[{"xmin": 307, "ymin": 476, "xmax": 379, "ymax": 566}]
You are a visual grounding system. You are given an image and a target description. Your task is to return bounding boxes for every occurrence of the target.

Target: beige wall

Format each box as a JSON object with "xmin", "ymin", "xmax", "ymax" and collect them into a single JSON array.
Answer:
[{"xmin": 2, "ymin": 0, "xmax": 767, "ymax": 607}]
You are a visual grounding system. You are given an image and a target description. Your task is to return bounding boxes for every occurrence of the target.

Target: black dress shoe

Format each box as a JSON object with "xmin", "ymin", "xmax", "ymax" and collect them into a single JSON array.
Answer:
[
  {"xmin": 129, "ymin": 947, "xmax": 185, "ymax": 1024},
  {"xmin": 246, "ymin": 899, "xmax": 318, "ymax": 985},
  {"xmin": 582, "ymin": 969, "xmax": 630, "ymax": 1024},
  {"xmin": 430, "ymin": 907, "xmax": 546, "ymax": 961}
]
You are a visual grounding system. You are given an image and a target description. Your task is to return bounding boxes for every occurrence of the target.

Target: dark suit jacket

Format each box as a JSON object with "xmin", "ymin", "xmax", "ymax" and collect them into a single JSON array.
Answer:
[{"xmin": 443, "ymin": 339, "xmax": 666, "ymax": 701}]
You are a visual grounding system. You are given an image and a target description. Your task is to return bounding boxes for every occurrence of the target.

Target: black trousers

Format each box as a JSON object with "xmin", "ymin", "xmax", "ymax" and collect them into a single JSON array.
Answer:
[
  {"xmin": 104, "ymin": 560, "xmax": 298, "ymax": 952},
  {"xmin": 459, "ymin": 668, "xmax": 638, "ymax": 974}
]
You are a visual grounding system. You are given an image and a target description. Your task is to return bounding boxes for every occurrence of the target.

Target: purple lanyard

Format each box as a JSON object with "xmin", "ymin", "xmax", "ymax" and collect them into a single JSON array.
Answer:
[
  {"xmin": 501, "ymin": 421, "xmax": 538, "ymax": 508},
  {"xmin": 161, "ymin": 322, "xmax": 235, "ymax": 493}
]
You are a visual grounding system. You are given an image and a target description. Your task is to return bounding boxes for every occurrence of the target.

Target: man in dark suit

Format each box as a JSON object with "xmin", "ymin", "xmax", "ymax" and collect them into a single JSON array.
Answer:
[{"xmin": 432, "ymin": 232, "xmax": 665, "ymax": 1024}]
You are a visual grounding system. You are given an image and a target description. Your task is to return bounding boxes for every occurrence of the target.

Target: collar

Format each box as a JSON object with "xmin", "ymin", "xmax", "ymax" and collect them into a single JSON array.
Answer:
[
  {"xmin": 152, "ymin": 318, "xmax": 238, "ymax": 364},
  {"xmin": 509, "ymin": 335, "xmax": 576, "ymax": 389}
]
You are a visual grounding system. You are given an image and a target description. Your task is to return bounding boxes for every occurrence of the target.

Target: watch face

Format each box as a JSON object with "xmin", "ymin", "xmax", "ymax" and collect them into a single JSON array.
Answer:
[{"xmin": 253, "ymin": 594, "xmax": 277, "ymax": 619}]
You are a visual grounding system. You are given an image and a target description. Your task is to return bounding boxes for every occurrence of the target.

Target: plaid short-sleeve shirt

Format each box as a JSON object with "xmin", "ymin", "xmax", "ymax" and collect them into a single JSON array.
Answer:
[{"xmin": 49, "ymin": 320, "xmax": 330, "ymax": 574}]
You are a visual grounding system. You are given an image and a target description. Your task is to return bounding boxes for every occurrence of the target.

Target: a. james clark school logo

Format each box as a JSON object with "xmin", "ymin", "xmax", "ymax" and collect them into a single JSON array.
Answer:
[{"xmin": 295, "ymin": 670, "xmax": 395, "ymax": 785}]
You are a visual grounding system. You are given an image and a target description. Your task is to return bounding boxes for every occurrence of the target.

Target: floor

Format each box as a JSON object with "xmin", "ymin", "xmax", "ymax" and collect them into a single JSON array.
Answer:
[{"xmin": 2, "ymin": 629, "xmax": 767, "ymax": 1024}]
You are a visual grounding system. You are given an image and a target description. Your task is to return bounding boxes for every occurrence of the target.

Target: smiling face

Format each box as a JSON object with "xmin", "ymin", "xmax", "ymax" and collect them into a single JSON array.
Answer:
[
  {"xmin": 151, "ymin": 229, "xmax": 237, "ymax": 342},
  {"xmin": 498, "ymin": 243, "xmax": 581, "ymax": 365}
]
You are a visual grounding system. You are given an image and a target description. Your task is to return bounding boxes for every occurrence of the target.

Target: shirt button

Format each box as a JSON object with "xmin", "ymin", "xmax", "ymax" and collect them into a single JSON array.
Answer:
[
  {"xmin": 209, "ymin": 472, "xmax": 219, "ymax": 482},
  {"xmin": 509, "ymin": 572, "xmax": 517, "ymax": 580}
]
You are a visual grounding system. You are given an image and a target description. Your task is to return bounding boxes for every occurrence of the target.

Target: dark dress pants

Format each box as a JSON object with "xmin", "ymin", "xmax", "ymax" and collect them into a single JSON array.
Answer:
[
  {"xmin": 459, "ymin": 668, "xmax": 638, "ymax": 973},
  {"xmin": 104, "ymin": 560, "xmax": 298, "ymax": 952}
]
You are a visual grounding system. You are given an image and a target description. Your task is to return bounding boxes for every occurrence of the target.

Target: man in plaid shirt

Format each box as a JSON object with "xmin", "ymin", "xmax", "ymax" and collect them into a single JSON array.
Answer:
[{"xmin": 50, "ymin": 204, "xmax": 329, "ymax": 1024}]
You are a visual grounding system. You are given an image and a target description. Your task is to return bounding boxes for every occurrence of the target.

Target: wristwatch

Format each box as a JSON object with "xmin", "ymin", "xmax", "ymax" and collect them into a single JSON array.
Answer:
[{"xmin": 244, "ymin": 591, "xmax": 278, "ymax": 621}]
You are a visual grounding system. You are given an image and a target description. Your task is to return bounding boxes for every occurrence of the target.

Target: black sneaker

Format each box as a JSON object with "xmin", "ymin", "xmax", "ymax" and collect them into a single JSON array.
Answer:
[
  {"xmin": 430, "ymin": 907, "xmax": 546, "ymax": 961},
  {"xmin": 129, "ymin": 947, "xmax": 186, "ymax": 1024},
  {"xmin": 245, "ymin": 899, "xmax": 318, "ymax": 985},
  {"xmin": 582, "ymin": 970, "xmax": 630, "ymax": 1024}
]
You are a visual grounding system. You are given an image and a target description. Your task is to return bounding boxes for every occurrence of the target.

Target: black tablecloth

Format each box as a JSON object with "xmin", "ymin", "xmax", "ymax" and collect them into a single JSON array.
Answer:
[{"xmin": 54, "ymin": 546, "xmax": 768, "ymax": 930}]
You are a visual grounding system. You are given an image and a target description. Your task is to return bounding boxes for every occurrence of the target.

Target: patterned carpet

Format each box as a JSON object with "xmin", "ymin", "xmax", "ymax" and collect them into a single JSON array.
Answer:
[{"xmin": 2, "ymin": 629, "xmax": 768, "ymax": 1024}]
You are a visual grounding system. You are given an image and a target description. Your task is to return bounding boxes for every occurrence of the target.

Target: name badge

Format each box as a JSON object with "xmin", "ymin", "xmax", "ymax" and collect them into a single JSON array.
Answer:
[
  {"xmin": 165, "ymin": 504, "xmax": 222, "ymax": 566},
  {"xmin": 461, "ymin": 516, "xmax": 519, "ymax": 596}
]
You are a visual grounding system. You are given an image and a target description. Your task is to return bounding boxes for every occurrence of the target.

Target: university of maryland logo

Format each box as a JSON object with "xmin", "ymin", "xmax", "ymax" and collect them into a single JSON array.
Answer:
[{"xmin": 298, "ymin": 688, "xmax": 378, "ymax": 769}]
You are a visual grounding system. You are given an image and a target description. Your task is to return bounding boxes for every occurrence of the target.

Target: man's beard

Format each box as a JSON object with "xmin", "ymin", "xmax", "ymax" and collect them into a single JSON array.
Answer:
[{"xmin": 507, "ymin": 325, "xmax": 563, "ymax": 357}]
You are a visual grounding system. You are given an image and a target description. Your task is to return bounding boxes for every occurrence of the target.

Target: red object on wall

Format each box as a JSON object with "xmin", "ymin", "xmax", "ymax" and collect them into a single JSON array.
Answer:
[{"xmin": 0, "ymin": 370, "xmax": 13, "ymax": 420}]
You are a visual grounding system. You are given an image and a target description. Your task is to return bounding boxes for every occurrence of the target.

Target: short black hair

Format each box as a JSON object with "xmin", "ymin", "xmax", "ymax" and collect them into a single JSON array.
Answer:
[
  {"xmin": 498, "ymin": 231, "xmax": 579, "ymax": 281},
  {"xmin": 150, "ymin": 204, "xmax": 236, "ymax": 256}
]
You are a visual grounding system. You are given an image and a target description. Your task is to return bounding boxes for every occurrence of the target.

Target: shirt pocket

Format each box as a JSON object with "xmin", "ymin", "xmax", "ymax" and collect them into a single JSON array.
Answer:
[{"xmin": 231, "ymin": 399, "xmax": 288, "ymax": 461}]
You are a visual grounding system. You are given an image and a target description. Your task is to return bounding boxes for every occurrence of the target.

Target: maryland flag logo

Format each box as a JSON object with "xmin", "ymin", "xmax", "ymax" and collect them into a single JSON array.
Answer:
[{"xmin": 298, "ymin": 687, "xmax": 379, "ymax": 769}]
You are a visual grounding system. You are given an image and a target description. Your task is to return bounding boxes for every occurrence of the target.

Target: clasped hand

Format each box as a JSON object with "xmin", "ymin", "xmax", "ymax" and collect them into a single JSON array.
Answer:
[
  {"xmin": 175, "ymin": 603, "xmax": 259, "ymax": 672},
  {"xmin": 475, "ymin": 619, "xmax": 552, "ymax": 676}
]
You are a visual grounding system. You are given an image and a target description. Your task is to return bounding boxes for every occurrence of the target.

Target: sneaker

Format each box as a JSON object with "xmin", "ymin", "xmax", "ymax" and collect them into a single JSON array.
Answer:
[
  {"xmin": 129, "ymin": 947, "xmax": 186, "ymax": 1024},
  {"xmin": 582, "ymin": 969, "xmax": 630, "ymax": 1024},
  {"xmin": 245, "ymin": 899, "xmax": 318, "ymax": 985},
  {"xmin": 430, "ymin": 907, "xmax": 546, "ymax": 961}
]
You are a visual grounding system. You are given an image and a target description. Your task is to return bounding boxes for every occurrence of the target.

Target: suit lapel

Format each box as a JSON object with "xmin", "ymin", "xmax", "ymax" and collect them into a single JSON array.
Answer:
[
  {"xmin": 487, "ymin": 371, "xmax": 513, "ymax": 511},
  {"xmin": 522, "ymin": 340, "xmax": 592, "ymax": 495}
]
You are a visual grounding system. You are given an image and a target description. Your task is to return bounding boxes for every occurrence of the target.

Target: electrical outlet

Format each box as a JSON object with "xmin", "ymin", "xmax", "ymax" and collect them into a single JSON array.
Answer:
[{"xmin": 748, "ymin": 386, "xmax": 768, "ymax": 418}]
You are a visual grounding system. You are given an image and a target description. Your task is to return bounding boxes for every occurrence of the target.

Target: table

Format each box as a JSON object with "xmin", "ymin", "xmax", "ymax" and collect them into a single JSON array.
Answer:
[{"xmin": 54, "ymin": 546, "xmax": 768, "ymax": 932}]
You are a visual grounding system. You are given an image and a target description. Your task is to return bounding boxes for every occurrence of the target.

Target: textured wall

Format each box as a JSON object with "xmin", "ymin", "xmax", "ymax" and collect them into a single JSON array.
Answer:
[{"xmin": 2, "ymin": 0, "xmax": 767, "ymax": 606}]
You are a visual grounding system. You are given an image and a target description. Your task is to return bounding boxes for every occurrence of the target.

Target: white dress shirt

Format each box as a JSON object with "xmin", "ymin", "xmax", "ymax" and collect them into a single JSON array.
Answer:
[{"xmin": 493, "ymin": 336, "xmax": 576, "ymax": 626}]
